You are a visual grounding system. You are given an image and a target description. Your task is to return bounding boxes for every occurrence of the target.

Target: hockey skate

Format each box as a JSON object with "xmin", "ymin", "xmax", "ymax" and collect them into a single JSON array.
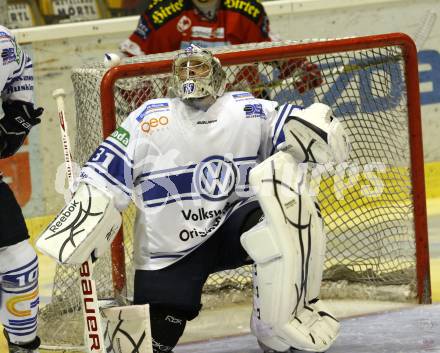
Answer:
[{"xmin": 4, "ymin": 330, "xmax": 40, "ymax": 353}]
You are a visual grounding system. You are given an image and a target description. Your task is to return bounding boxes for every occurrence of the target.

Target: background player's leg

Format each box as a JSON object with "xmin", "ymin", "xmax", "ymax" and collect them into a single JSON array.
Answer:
[
  {"xmin": 0, "ymin": 183, "xmax": 40, "ymax": 353},
  {"xmin": 0, "ymin": 240, "xmax": 40, "ymax": 353}
]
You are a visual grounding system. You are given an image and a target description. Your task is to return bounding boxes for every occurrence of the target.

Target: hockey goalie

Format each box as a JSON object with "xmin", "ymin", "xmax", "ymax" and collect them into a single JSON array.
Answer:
[{"xmin": 37, "ymin": 44, "xmax": 349, "ymax": 353}]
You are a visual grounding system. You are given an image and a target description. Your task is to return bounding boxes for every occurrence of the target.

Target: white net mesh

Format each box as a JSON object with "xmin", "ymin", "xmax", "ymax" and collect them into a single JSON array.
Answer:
[{"xmin": 38, "ymin": 37, "xmax": 427, "ymax": 350}]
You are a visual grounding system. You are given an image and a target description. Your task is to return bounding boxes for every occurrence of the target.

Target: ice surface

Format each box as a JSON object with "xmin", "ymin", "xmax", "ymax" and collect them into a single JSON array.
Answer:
[{"xmin": 175, "ymin": 304, "xmax": 440, "ymax": 353}]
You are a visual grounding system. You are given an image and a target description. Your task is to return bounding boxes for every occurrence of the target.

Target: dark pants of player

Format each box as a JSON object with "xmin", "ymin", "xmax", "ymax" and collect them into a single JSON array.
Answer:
[
  {"xmin": 133, "ymin": 201, "xmax": 262, "ymax": 353},
  {"xmin": 0, "ymin": 182, "xmax": 29, "ymax": 248}
]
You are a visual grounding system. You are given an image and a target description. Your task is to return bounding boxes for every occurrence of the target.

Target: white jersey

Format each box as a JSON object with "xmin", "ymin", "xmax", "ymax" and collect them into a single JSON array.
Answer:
[
  {"xmin": 79, "ymin": 92, "xmax": 301, "ymax": 270},
  {"xmin": 0, "ymin": 25, "xmax": 34, "ymax": 103}
]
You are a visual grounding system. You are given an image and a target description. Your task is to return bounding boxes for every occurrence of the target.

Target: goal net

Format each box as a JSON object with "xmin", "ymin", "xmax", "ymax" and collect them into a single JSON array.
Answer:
[{"xmin": 38, "ymin": 33, "xmax": 430, "ymax": 350}]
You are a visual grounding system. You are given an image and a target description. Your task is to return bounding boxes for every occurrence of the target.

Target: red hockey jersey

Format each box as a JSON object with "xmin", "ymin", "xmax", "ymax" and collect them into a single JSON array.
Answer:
[{"xmin": 121, "ymin": 0, "xmax": 271, "ymax": 55}]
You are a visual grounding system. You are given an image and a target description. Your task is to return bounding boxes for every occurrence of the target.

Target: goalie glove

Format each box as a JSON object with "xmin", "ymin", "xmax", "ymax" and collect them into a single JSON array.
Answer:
[
  {"xmin": 281, "ymin": 103, "xmax": 350, "ymax": 164},
  {"xmin": 0, "ymin": 100, "xmax": 44, "ymax": 157},
  {"xmin": 36, "ymin": 183, "xmax": 122, "ymax": 264}
]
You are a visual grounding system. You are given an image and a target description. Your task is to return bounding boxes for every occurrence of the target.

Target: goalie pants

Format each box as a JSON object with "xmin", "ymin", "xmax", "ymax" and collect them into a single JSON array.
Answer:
[
  {"xmin": 133, "ymin": 200, "xmax": 262, "ymax": 352},
  {"xmin": 0, "ymin": 182, "xmax": 29, "ymax": 248}
]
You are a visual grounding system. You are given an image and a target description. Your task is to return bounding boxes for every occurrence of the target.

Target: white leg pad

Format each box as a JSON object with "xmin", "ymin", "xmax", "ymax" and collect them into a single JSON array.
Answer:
[
  {"xmin": 102, "ymin": 304, "xmax": 153, "ymax": 353},
  {"xmin": 241, "ymin": 151, "xmax": 339, "ymax": 352}
]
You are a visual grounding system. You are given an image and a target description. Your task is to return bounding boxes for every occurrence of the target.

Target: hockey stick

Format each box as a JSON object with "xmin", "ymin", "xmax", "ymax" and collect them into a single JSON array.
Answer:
[{"xmin": 53, "ymin": 88, "xmax": 105, "ymax": 353}]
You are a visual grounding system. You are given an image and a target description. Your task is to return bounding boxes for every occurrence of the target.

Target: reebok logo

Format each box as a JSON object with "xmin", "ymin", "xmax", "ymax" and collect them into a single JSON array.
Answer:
[
  {"xmin": 49, "ymin": 200, "xmax": 79, "ymax": 232},
  {"xmin": 110, "ymin": 126, "xmax": 130, "ymax": 147}
]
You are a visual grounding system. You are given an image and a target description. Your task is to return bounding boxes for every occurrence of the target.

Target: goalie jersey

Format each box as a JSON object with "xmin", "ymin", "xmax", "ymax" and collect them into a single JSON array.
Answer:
[{"xmin": 78, "ymin": 92, "xmax": 300, "ymax": 270}]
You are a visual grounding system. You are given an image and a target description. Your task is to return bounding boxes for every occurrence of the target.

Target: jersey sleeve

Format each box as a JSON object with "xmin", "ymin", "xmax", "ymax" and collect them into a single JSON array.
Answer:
[
  {"xmin": 0, "ymin": 28, "xmax": 34, "ymax": 103},
  {"xmin": 259, "ymin": 103, "xmax": 303, "ymax": 160},
  {"xmin": 77, "ymin": 108, "xmax": 143, "ymax": 212}
]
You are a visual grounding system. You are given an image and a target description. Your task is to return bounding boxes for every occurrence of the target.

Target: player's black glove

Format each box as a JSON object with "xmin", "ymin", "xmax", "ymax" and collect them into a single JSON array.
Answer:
[
  {"xmin": 2, "ymin": 99, "xmax": 44, "ymax": 132},
  {"xmin": 0, "ymin": 100, "xmax": 44, "ymax": 158}
]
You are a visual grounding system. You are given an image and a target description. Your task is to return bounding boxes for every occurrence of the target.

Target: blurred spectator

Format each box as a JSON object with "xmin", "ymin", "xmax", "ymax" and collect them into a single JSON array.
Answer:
[
  {"xmin": 120, "ymin": 0, "xmax": 272, "ymax": 56},
  {"xmin": 119, "ymin": 0, "xmax": 322, "ymax": 100}
]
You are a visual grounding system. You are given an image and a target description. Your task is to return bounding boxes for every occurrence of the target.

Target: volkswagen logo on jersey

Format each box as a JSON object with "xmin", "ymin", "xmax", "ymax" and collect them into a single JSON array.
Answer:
[
  {"xmin": 183, "ymin": 81, "xmax": 196, "ymax": 94},
  {"xmin": 194, "ymin": 156, "xmax": 238, "ymax": 201}
]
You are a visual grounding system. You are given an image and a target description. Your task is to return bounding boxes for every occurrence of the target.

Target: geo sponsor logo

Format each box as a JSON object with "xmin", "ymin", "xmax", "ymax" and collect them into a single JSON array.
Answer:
[
  {"xmin": 141, "ymin": 116, "xmax": 169, "ymax": 134},
  {"xmin": 110, "ymin": 126, "xmax": 130, "ymax": 147}
]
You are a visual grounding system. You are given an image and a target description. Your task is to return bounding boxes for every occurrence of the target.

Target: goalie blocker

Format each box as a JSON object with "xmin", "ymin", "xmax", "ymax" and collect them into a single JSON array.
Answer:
[{"xmin": 36, "ymin": 183, "xmax": 122, "ymax": 264}]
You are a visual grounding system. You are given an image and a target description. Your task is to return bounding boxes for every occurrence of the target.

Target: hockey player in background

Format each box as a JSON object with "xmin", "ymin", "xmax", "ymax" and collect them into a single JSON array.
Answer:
[
  {"xmin": 119, "ymin": 0, "xmax": 322, "ymax": 101},
  {"xmin": 38, "ymin": 45, "xmax": 348, "ymax": 353},
  {"xmin": 0, "ymin": 25, "xmax": 44, "ymax": 353}
]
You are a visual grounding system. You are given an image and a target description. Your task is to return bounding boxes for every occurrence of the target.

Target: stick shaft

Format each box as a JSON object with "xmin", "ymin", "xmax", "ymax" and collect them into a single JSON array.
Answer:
[{"xmin": 53, "ymin": 89, "xmax": 105, "ymax": 353}]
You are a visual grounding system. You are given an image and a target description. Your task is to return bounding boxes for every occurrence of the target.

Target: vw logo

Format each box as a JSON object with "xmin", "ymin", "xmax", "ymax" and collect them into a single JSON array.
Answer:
[{"xmin": 194, "ymin": 156, "xmax": 238, "ymax": 201}]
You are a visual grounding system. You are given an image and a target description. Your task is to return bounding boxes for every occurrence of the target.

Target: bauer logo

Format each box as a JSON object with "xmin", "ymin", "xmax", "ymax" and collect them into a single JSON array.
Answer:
[
  {"xmin": 110, "ymin": 126, "xmax": 130, "ymax": 147},
  {"xmin": 244, "ymin": 104, "xmax": 266, "ymax": 119}
]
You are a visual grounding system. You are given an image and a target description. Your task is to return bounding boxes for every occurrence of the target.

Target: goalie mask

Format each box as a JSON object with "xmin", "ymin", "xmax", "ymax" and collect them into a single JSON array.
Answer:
[{"xmin": 172, "ymin": 44, "xmax": 226, "ymax": 100}]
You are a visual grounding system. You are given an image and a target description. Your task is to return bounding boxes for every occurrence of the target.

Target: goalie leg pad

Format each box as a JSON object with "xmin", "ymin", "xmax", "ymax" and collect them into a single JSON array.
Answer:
[
  {"xmin": 36, "ymin": 183, "xmax": 122, "ymax": 264},
  {"xmin": 102, "ymin": 304, "xmax": 153, "ymax": 353},
  {"xmin": 282, "ymin": 103, "xmax": 350, "ymax": 164},
  {"xmin": 240, "ymin": 151, "xmax": 339, "ymax": 352}
]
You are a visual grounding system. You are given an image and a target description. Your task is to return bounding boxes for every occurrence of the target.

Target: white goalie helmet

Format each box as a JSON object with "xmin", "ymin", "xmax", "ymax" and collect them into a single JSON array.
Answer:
[{"xmin": 172, "ymin": 44, "xmax": 226, "ymax": 100}]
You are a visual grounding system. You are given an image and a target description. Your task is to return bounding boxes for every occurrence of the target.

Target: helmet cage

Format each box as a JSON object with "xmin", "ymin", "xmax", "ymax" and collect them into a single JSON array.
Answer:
[{"xmin": 172, "ymin": 47, "xmax": 226, "ymax": 100}]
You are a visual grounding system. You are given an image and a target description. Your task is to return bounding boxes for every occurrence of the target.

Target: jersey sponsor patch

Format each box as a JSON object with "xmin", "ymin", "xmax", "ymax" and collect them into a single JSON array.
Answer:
[
  {"xmin": 260, "ymin": 14, "xmax": 270, "ymax": 37},
  {"xmin": 193, "ymin": 155, "xmax": 238, "ymax": 201},
  {"xmin": 1, "ymin": 48, "xmax": 16, "ymax": 65},
  {"xmin": 146, "ymin": 0, "xmax": 186, "ymax": 29},
  {"xmin": 109, "ymin": 126, "xmax": 130, "ymax": 147},
  {"xmin": 190, "ymin": 26, "xmax": 225, "ymax": 39},
  {"xmin": 221, "ymin": 0, "xmax": 264, "ymax": 24},
  {"xmin": 0, "ymin": 31, "xmax": 12, "ymax": 41},
  {"xmin": 136, "ymin": 102, "xmax": 170, "ymax": 122},
  {"xmin": 177, "ymin": 15, "xmax": 191, "ymax": 32},
  {"xmin": 134, "ymin": 16, "xmax": 151, "ymax": 39},
  {"xmin": 140, "ymin": 116, "xmax": 169, "ymax": 134},
  {"xmin": 232, "ymin": 92, "xmax": 253, "ymax": 101},
  {"xmin": 244, "ymin": 103, "xmax": 266, "ymax": 119}
]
